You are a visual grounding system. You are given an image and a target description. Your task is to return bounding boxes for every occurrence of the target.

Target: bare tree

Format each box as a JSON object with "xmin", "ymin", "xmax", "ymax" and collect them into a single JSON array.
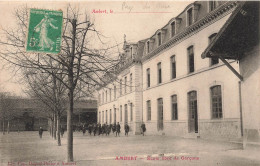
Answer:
[
  {"xmin": 0, "ymin": 5, "xmax": 120, "ymax": 161},
  {"xmin": 0, "ymin": 92, "xmax": 17, "ymax": 134},
  {"xmin": 25, "ymin": 68, "xmax": 67, "ymax": 146}
]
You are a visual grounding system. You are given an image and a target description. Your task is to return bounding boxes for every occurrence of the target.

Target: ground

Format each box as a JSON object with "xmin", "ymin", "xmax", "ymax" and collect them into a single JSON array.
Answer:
[{"xmin": 0, "ymin": 131, "xmax": 260, "ymax": 166}]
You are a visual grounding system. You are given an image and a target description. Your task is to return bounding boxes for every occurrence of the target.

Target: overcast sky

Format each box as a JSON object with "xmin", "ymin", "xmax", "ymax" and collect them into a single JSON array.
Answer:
[{"xmin": 0, "ymin": 0, "xmax": 193, "ymax": 96}]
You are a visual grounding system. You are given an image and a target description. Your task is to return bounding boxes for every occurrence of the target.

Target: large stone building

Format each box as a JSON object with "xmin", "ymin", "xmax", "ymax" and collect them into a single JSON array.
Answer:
[{"xmin": 97, "ymin": 1, "xmax": 250, "ymax": 140}]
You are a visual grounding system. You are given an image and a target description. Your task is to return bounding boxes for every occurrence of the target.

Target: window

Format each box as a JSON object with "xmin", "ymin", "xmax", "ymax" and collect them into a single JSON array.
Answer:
[
  {"xmin": 99, "ymin": 112, "xmax": 101, "ymax": 123},
  {"xmin": 171, "ymin": 21, "xmax": 176, "ymax": 37},
  {"xmin": 98, "ymin": 94, "xmax": 101, "ymax": 105},
  {"xmin": 120, "ymin": 79, "xmax": 122, "ymax": 95},
  {"xmin": 209, "ymin": 33, "xmax": 219, "ymax": 65},
  {"xmin": 171, "ymin": 95, "xmax": 178, "ymax": 120},
  {"xmin": 105, "ymin": 90, "xmax": 107, "ymax": 102},
  {"xmin": 124, "ymin": 76, "xmax": 127, "ymax": 94},
  {"xmin": 130, "ymin": 74, "xmax": 132, "ymax": 92},
  {"xmin": 157, "ymin": 98, "xmax": 164, "ymax": 130},
  {"xmin": 188, "ymin": 46, "xmax": 194, "ymax": 73},
  {"xmin": 147, "ymin": 100, "xmax": 151, "ymax": 121},
  {"xmin": 102, "ymin": 92, "xmax": 104, "ymax": 104},
  {"xmin": 187, "ymin": 8, "xmax": 193, "ymax": 26},
  {"xmin": 114, "ymin": 108, "xmax": 116, "ymax": 123},
  {"xmin": 105, "ymin": 110, "xmax": 107, "ymax": 123},
  {"xmin": 125, "ymin": 104, "xmax": 128, "ymax": 123},
  {"xmin": 102, "ymin": 111, "xmax": 104, "ymax": 124},
  {"xmin": 147, "ymin": 41, "xmax": 150, "ymax": 54},
  {"xmin": 158, "ymin": 32, "xmax": 162, "ymax": 46},
  {"xmin": 109, "ymin": 109, "xmax": 112, "ymax": 124},
  {"xmin": 120, "ymin": 105, "xmax": 122, "ymax": 122},
  {"xmin": 147, "ymin": 68, "xmax": 150, "ymax": 88},
  {"xmin": 114, "ymin": 85, "xmax": 116, "ymax": 99},
  {"xmin": 158, "ymin": 62, "xmax": 162, "ymax": 84},
  {"xmin": 130, "ymin": 103, "xmax": 133, "ymax": 121},
  {"xmin": 109, "ymin": 89, "xmax": 111, "ymax": 101},
  {"xmin": 209, "ymin": 1, "xmax": 217, "ymax": 12},
  {"xmin": 171, "ymin": 55, "xmax": 176, "ymax": 79},
  {"xmin": 211, "ymin": 85, "xmax": 222, "ymax": 119},
  {"xmin": 188, "ymin": 91, "xmax": 197, "ymax": 120}
]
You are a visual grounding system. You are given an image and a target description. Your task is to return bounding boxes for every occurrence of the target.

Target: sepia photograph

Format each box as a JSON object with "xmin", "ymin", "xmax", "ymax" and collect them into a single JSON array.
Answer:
[{"xmin": 0, "ymin": 0, "xmax": 259, "ymax": 165}]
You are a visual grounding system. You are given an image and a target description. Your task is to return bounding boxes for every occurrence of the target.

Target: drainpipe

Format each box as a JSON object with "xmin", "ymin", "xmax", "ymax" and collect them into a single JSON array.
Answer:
[{"xmin": 239, "ymin": 81, "xmax": 243, "ymax": 137}]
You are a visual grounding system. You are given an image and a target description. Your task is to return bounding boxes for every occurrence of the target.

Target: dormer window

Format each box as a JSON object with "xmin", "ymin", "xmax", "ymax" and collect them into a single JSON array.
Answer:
[
  {"xmin": 187, "ymin": 8, "xmax": 193, "ymax": 26},
  {"xmin": 158, "ymin": 32, "xmax": 162, "ymax": 46},
  {"xmin": 147, "ymin": 41, "xmax": 150, "ymax": 54},
  {"xmin": 209, "ymin": 1, "xmax": 218, "ymax": 12},
  {"xmin": 171, "ymin": 21, "xmax": 176, "ymax": 37},
  {"xmin": 186, "ymin": 3, "xmax": 200, "ymax": 27}
]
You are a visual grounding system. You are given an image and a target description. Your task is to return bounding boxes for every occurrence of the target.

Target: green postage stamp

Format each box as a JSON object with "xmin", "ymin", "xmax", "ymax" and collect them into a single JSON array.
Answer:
[{"xmin": 26, "ymin": 9, "xmax": 63, "ymax": 54}]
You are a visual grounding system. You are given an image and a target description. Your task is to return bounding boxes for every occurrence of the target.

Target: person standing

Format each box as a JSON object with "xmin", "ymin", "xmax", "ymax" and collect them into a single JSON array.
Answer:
[
  {"xmin": 88, "ymin": 124, "xmax": 92, "ymax": 135},
  {"xmin": 141, "ymin": 123, "xmax": 146, "ymax": 136},
  {"xmin": 102, "ymin": 124, "xmax": 105, "ymax": 135},
  {"xmin": 82, "ymin": 125, "xmax": 86, "ymax": 136},
  {"xmin": 39, "ymin": 127, "xmax": 44, "ymax": 139},
  {"xmin": 112, "ymin": 123, "xmax": 116, "ymax": 134},
  {"xmin": 98, "ymin": 123, "xmax": 101, "ymax": 135},
  {"xmin": 93, "ymin": 123, "xmax": 97, "ymax": 136},
  {"xmin": 124, "ymin": 123, "xmax": 129, "ymax": 136},
  {"xmin": 108, "ymin": 124, "xmax": 112, "ymax": 135},
  {"xmin": 104, "ymin": 123, "xmax": 109, "ymax": 136},
  {"xmin": 116, "ymin": 122, "xmax": 121, "ymax": 137}
]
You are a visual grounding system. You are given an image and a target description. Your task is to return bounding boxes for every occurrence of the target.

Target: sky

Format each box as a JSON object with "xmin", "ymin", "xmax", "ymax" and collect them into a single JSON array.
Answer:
[{"xmin": 0, "ymin": 0, "xmax": 193, "ymax": 97}]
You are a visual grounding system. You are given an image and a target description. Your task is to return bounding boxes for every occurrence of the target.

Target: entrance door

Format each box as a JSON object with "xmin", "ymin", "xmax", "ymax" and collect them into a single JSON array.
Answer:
[
  {"xmin": 188, "ymin": 91, "xmax": 198, "ymax": 133},
  {"xmin": 157, "ymin": 98, "xmax": 164, "ymax": 131}
]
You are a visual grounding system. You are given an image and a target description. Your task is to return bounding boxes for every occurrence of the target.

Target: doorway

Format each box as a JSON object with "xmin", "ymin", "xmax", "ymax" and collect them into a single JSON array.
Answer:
[{"xmin": 188, "ymin": 91, "xmax": 198, "ymax": 133}]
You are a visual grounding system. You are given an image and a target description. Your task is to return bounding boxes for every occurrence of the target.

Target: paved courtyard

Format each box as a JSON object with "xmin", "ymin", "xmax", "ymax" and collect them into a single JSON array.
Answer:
[{"xmin": 1, "ymin": 131, "xmax": 260, "ymax": 166}]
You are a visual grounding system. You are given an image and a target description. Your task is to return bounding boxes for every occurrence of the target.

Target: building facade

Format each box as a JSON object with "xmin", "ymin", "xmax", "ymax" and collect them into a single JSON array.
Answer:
[{"xmin": 97, "ymin": 1, "xmax": 243, "ymax": 139}]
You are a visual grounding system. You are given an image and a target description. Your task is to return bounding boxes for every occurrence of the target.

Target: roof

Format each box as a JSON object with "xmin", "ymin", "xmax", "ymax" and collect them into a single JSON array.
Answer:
[
  {"xmin": 141, "ymin": 1, "xmax": 237, "ymax": 62},
  {"xmin": 1, "ymin": 98, "xmax": 97, "ymax": 110},
  {"xmin": 201, "ymin": 1, "xmax": 259, "ymax": 60}
]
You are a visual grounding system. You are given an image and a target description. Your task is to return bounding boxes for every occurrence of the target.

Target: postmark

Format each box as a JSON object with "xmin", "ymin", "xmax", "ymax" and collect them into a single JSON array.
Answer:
[{"xmin": 26, "ymin": 9, "xmax": 63, "ymax": 54}]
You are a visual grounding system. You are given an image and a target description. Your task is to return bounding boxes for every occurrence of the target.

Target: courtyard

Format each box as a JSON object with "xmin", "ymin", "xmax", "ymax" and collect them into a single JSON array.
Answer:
[{"xmin": 1, "ymin": 131, "xmax": 260, "ymax": 166}]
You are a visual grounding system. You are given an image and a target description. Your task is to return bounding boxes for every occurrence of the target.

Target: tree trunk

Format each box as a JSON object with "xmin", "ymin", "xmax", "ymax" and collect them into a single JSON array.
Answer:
[
  {"xmin": 7, "ymin": 120, "xmax": 9, "ymax": 134},
  {"xmin": 54, "ymin": 113, "xmax": 57, "ymax": 140},
  {"xmin": 2, "ymin": 120, "xmax": 5, "ymax": 135},
  {"xmin": 49, "ymin": 119, "xmax": 52, "ymax": 136},
  {"xmin": 51, "ymin": 119, "xmax": 54, "ymax": 138},
  {"xmin": 67, "ymin": 18, "xmax": 77, "ymax": 162},
  {"xmin": 57, "ymin": 113, "xmax": 61, "ymax": 146},
  {"xmin": 67, "ymin": 88, "xmax": 74, "ymax": 161}
]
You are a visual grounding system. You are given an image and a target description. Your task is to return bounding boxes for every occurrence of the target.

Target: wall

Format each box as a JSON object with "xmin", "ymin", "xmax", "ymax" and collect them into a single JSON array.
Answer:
[{"xmin": 240, "ymin": 45, "xmax": 260, "ymax": 143}]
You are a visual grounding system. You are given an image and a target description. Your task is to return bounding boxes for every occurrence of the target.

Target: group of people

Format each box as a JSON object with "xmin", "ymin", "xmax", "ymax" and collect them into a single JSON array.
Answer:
[
  {"xmin": 39, "ymin": 122, "xmax": 146, "ymax": 138},
  {"xmin": 82, "ymin": 122, "xmax": 146, "ymax": 137},
  {"xmin": 84, "ymin": 122, "xmax": 129, "ymax": 137}
]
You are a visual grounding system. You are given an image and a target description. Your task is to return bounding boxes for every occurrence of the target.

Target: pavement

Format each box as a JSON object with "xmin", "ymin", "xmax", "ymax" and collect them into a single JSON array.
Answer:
[{"xmin": 0, "ymin": 131, "xmax": 260, "ymax": 166}]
